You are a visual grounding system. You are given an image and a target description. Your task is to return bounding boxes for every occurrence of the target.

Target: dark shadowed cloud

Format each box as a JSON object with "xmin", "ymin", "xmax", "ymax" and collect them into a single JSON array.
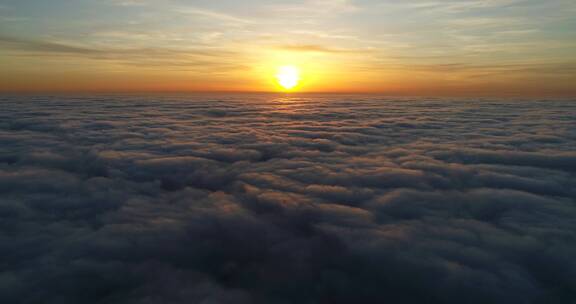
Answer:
[{"xmin": 0, "ymin": 95, "xmax": 575, "ymax": 303}]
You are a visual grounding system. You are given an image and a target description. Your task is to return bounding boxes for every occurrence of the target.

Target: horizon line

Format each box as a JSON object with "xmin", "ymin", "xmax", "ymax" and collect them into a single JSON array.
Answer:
[{"xmin": 1, "ymin": 89, "xmax": 575, "ymax": 99}]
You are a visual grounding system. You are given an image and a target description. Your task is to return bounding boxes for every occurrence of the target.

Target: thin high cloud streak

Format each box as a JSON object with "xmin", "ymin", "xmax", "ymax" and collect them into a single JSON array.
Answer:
[
  {"xmin": 1, "ymin": 0, "xmax": 575, "ymax": 93},
  {"xmin": 1, "ymin": 96, "xmax": 576, "ymax": 303},
  {"xmin": 0, "ymin": 35, "xmax": 243, "ymax": 72}
]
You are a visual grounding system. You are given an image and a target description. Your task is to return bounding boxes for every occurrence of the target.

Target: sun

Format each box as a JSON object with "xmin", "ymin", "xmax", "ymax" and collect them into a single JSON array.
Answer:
[{"xmin": 276, "ymin": 65, "xmax": 301, "ymax": 91}]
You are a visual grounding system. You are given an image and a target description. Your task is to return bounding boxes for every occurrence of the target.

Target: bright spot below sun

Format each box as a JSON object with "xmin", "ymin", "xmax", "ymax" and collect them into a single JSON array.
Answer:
[{"xmin": 276, "ymin": 66, "xmax": 300, "ymax": 90}]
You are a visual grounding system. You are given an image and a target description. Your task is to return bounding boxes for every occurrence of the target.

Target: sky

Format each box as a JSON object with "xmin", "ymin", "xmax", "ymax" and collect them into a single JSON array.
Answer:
[{"xmin": 0, "ymin": 0, "xmax": 575, "ymax": 95}]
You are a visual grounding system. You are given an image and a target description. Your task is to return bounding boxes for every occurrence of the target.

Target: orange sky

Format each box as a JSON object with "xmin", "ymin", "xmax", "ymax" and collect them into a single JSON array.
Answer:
[{"xmin": 1, "ymin": 0, "xmax": 575, "ymax": 96}]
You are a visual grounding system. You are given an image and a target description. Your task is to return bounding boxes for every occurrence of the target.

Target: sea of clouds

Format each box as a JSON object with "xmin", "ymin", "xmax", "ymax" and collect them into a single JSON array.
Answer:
[{"xmin": 0, "ymin": 94, "xmax": 575, "ymax": 303}]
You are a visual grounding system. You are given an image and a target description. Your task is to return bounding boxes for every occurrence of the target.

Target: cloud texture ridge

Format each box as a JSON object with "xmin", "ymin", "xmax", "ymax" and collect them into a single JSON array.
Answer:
[{"xmin": 0, "ymin": 95, "xmax": 575, "ymax": 303}]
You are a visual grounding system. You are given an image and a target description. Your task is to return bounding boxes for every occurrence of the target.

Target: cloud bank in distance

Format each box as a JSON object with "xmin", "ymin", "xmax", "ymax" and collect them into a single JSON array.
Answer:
[{"xmin": 0, "ymin": 95, "xmax": 575, "ymax": 303}]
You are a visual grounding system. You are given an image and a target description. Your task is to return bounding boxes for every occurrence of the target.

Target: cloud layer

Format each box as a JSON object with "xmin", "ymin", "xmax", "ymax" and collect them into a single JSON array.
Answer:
[{"xmin": 0, "ymin": 95, "xmax": 575, "ymax": 303}]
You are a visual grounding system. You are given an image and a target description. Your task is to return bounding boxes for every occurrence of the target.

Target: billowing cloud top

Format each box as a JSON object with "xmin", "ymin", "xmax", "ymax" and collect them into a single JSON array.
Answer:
[
  {"xmin": 0, "ymin": 0, "xmax": 575, "ymax": 94},
  {"xmin": 0, "ymin": 95, "xmax": 575, "ymax": 303}
]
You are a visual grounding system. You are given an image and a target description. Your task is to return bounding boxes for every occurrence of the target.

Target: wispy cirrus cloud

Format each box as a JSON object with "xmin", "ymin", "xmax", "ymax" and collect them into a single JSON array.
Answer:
[
  {"xmin": 383, "ymin": 62, "xmax": 576, "ymax": 76},
  {"xmin": 175, "ymin": 7, "xmax": 253, "ymax": 25},
  {"xmin": 0, "ymin": 35, "xmax": 243, "ymax": 71},
  {"xmin": 276, "ymin": 44, "xmax": 373, "ymax": 54}
]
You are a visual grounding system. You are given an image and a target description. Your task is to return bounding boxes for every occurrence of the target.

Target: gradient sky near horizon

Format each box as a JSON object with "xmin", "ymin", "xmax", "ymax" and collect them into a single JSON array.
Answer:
[{"xmin": 0, "ymin": 0, "xmax": 575, "ymax": 95}]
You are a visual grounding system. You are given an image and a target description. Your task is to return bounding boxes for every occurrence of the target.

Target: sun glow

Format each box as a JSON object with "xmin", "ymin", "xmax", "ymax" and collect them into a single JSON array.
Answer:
[{"xmin": 276, "ymin": 66, "xmax": 301, "ymax": 91}]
